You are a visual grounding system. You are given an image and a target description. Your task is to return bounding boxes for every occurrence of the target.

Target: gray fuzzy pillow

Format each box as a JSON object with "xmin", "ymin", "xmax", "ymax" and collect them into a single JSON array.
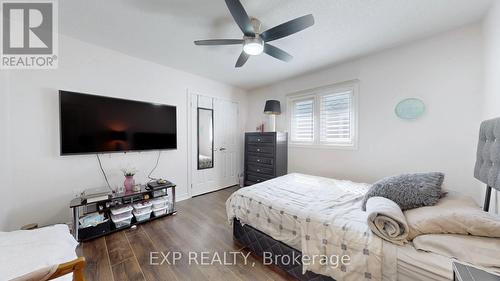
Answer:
[{"xmin": 362, "ymin": 172, "xmax": 444, "ymax": 211}]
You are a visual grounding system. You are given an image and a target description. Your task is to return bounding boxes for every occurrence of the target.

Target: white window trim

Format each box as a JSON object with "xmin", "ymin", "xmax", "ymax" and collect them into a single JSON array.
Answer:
[{"xmin": 287, "ymin": 80, "xmax": 359, "ymax": 150}]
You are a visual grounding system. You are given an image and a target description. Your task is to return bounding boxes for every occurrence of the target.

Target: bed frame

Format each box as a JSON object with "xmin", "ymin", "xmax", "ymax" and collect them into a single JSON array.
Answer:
[{"xmin": 233, "ymin": 218, "xmax": 334, "ymax": 281}]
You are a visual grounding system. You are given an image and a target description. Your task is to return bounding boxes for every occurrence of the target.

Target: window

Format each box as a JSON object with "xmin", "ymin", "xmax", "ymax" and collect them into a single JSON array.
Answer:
[
  {"xmin": 288, "ymin": 81, "xmax": 358, "ymax": 149},
  {"xmin": 290, "ymin": 98, "xmax": 314, "ymax": 142}
]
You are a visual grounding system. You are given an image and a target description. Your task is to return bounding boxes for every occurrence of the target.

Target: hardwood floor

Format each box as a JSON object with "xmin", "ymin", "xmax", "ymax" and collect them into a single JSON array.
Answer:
[{"xmin": 77, "ymin": 187, "xmax": 295, "ymax": 281}]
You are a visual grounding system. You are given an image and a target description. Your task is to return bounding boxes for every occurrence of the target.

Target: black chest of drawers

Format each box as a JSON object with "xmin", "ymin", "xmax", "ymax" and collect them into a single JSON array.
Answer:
[{"xmin": 244, "ymin": 132, "xmax": 288, "ymax": 186}]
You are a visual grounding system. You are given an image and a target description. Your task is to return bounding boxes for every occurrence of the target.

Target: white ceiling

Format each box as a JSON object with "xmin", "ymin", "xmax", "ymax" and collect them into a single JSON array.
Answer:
[{"xmin": 59, "ymin": 0, "xmax": 492, "ymax": 90}]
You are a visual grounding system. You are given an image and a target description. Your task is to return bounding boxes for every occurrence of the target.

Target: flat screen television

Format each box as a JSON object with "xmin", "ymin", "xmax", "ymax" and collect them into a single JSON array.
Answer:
[{"xmin": 59, "ymin": 90, "xmax": 177, "ymax": 155}]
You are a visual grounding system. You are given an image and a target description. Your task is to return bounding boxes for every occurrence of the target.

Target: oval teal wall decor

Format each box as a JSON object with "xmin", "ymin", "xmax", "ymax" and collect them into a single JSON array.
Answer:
[{"xmin": 395, "ymin": 98, "xmax": 426, "ymax": 120}]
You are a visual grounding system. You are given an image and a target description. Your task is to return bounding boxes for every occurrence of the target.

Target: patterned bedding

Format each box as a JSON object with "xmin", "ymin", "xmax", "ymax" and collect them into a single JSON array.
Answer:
[{"xmin": 226, "ymin": 173, "xmax": 389, "ymax": 281}]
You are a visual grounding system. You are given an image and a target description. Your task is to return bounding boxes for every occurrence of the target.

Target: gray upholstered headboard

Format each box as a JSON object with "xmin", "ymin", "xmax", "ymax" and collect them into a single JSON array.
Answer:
[{"xmin": 474, "ymin": 117, "xmax": 500, "ymax": 211}]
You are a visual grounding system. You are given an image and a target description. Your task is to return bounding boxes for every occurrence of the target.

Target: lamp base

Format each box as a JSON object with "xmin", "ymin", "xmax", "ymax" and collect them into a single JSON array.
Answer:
[{"xmin": 268, "ymin": 115, "xmax": 276, "ymax": 132}]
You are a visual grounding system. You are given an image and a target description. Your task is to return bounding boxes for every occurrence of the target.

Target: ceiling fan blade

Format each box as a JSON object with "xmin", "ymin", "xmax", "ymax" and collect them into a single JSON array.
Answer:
[
  {"xmin": 261, "ymin": 14, "xmax": 314, "ymax": 42},
  {"xmin": 194, "ymin": 39, "xmax": 244, "ymax": 46},
  {"xmin": 235, "ymin": 51, "xmax": 249, "ymax": 68},
  {"xmin": 225, "ymin": 0, "xmax": 255, "ymax": 36},
  {"xmin": 264, "ymin": 44, "xmax": 293, "ymax": 62}
]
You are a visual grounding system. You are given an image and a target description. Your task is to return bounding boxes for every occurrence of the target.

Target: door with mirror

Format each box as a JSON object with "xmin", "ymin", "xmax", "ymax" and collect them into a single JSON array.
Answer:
[{"xmin": 190, "ymin": 94, "xmax": 239, "ymax": 196}]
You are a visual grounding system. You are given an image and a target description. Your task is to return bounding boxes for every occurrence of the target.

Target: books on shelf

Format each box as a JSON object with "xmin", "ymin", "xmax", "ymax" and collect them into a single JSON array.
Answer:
[
  {"xmin": 81, "ymin": 187, "xmax": 111, "ymax": 203},
  {"xmin": 86, "ymin": 195, "xmax": 110, "ymax": 203}
]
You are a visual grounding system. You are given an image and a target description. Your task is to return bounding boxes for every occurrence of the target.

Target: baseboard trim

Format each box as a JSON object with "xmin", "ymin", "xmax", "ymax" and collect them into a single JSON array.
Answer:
[
  {"xmin": 192, "ymin": 184, "xmax": 239, "ymax": 198},
  {"xmin": 176, "ymin": 193, "xmax": 191, "ymax": 202}
]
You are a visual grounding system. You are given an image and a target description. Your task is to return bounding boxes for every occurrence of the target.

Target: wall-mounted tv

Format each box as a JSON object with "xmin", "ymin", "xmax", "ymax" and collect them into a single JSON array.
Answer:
[{"xmin": 59, "ymin": 90, "xmax": 177, "ymax": 155}]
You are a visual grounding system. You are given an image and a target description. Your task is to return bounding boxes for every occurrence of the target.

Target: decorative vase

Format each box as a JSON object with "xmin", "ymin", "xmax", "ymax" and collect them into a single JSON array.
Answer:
[{"xmin": 124, "ymin": 176, "xmax": 135, "ymax": 192}]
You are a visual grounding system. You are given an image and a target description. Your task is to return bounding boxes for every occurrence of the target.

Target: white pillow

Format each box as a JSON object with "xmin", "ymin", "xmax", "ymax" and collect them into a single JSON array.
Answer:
[
  {"xmin": 404, "ymin": 193, "xmax": 500, "ymax": 240},
  {"xmin": 413, "ymin": 234, "xmax": 500, "ymax": 272}
]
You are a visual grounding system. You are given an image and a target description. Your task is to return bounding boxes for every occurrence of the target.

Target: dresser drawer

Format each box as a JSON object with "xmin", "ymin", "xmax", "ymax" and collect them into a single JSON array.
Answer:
[
  {"xmin": 247, "ymin": 135, "xmax": 274, "ymax": 144},
  {"xmin": 247, "ymin": 155, "xmax": 274, "ymax": 165},
  {"xmin": 247, "ymin": 145, "xmax": 274, "ymax": 155},
  {"xmin": 245, "ymin": 180, "xmax": 257, "ymax": 186},
  {"xmin": 247, "ymin": 164, "xmax": 274, "ymax": 175},
  {"xmin": 246, "ymin": 173, "xmax": 273, "ymax": 184}
]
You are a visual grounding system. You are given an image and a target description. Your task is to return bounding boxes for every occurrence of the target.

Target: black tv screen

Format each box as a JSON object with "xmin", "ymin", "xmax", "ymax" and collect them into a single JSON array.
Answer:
[{"xmin": 59, "ymin": 91, "xmax": 177, "ymax": 155}]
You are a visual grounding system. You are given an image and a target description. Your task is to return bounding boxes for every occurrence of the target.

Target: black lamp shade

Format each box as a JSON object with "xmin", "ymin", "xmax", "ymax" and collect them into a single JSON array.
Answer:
[{"xmin": 264, "ymin": 100, "xmax": 281, "ymax": 115}]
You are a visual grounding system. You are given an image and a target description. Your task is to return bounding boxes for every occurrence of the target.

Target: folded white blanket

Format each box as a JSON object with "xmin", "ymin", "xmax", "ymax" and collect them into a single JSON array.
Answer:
[
  {"xmin": 366, "ymin": 196, "xmax": 409, "ymax": 245},
  {"xmin": 0, "ymin": 224, "xmax": 77, "ymax": 281}
]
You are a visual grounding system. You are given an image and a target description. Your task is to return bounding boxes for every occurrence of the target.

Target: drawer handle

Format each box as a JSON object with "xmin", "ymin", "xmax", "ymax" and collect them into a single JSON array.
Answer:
[
  {"xmin": 257, "ymin": 179, "xmax": 261, "ymax": 182},
  {"xmin": 257, "ymin": 169, "xmax": 261, "ymax": 172},
  {"xmin": 257, "ymin": 159, "xmax": 260, "ymax": 162},
  {"xmin": 257, "ymin": 149, "xmax": 260, "ymax": 152},
  {"xmin": 257, "ymin": 138, "xmax": 261, "ymax": 142}
]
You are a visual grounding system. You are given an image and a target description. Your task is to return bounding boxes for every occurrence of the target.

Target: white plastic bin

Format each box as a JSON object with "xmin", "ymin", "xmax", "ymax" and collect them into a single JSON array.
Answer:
[
  {"xmin": 152, "ymin": 206, "xmax": 167, "ymax": 217},
  {"xmin": 151, "ymin": 196, "xmax": 168, "ymax": 209},
  {"xmin": 111, "ymin": 213, "xmax": 133, "ymax": 228},
  {"xmin": 110, "ymin": 205, "xmax": 133, "ymax": 220},
  {"xmin": 133, "ymin": 208, "xmax": 152, "ymax": 222},
  {"xmin": 133, "ymin": 201, "xmax": 152, "ymax": 213}
]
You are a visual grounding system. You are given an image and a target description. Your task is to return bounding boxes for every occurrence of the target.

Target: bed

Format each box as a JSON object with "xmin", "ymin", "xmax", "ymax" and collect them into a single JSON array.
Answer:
[
  {"xmin": 227, "ymin": 173, "xmax": 466, "ymax": 280},
  {"xmin": 227, "ymin": 117, "xmax": 500, "ymax": 281},
  {"xmin": 0, "ymin": 224, "xmax": 86, "ymax": 281}
]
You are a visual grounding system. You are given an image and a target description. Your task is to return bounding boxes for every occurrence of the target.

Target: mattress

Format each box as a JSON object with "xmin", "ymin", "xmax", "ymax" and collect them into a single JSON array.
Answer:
[
  {"xmin": 227, "ymin": 173, "xmax": 386, "ymax": 280},
  {"xmin": 383, "ymin": 241, "xmax": 453, "ymax": 281},
  {"xmin": 227, "ymin": 173, "xmax": 370, "ymax": 249}
]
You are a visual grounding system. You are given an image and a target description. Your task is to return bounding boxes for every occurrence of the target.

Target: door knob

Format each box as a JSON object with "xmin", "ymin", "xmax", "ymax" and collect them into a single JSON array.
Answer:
[{"xmin": 219, "ymin": 147, "xmax": 227, "ymax": 151}]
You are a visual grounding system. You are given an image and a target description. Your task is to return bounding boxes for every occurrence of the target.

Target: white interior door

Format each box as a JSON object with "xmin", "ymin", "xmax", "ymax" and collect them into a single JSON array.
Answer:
[
  {"xmin": 191, "ymin": 95, "xmax": 239, "ymax": 196},
  {"xmin": 214, "ymin": 99, "xmax": 239, "ymax": 188},
  {"xmin": 191, "ymin": 95, "xmax": 217, "ymax": 196}
]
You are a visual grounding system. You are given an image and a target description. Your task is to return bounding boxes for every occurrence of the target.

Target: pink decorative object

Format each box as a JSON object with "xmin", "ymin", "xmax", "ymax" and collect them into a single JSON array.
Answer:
[{"xmin": 124, "ymin": 176, "xmax": 135, "ymax": 192}]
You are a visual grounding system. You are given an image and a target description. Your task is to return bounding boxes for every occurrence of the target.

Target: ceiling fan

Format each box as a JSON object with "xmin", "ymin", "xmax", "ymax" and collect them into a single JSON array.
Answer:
[{"xmin": 194, "ymin": 0, "xmax": 315, "ymax": 68}]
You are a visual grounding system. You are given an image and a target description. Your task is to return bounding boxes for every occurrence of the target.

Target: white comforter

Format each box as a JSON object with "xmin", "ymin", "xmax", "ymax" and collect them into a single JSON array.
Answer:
[
  {"xmin": 0, "ymin": 224, "xmax": 78, "ymax": 281},
  {"xmin": 227, "ymin": 173, "xmax": 390, "ymax": 281}
]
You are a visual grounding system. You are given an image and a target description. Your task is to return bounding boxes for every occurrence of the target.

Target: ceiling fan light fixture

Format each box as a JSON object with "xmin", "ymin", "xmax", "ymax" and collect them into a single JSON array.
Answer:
[{"xmin": 243, "ymin": 37, "xmax": 264, "ymax": 55}]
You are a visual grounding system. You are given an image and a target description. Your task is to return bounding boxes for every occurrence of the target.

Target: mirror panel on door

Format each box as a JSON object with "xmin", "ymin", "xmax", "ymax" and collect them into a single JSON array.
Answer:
[{"xmin": 198, "ymin": 108, "xmax": 214, "ymax": 169}]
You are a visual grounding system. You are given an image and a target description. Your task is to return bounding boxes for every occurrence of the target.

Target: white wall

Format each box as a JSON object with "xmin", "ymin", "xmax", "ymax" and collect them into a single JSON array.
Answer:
[
  {"xmin": 483, "ymin": 1, "xmax": 500, "ymax": 213},
  {"xmin": 0, "ymin": 35, "xmax": 247, "ymax": 231},
  {"xmin": 247, "ymin": 24, "xmax": 484, "ymax": 203},
  {"xmin": 0, "ymin": 71, "xmax": 12, "ymax": 228}
]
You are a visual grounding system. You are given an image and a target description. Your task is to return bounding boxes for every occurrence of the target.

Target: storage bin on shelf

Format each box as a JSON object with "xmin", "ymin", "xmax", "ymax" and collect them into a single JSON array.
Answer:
[
  {"xmin": 110, "ymin": 205, "xmax": 134, "ymax": 228},
  {"xmin": 132, "ymin": 201, "xmax": 153, "ymax": 222},
  {"xmin": 110, "ymin": 205, "xmax": 133, "ymax": 221},
  {"xmin": 133, "ymin": 208, "xmax": 152, "ymax": 222},
  {"xmin": 133, "ymin": 201, "xmax": 152, "ymax": 212},
  {"xmin": 111, "ymin": 214, "xmax": 133, "ymax": 228},
  {"xmin": 151, "ymin": 196, "xmax": 168, "ymax": 209},
  {"xmin": 152, "ymin": 205, "xmax": 167, "ymax": 217}
]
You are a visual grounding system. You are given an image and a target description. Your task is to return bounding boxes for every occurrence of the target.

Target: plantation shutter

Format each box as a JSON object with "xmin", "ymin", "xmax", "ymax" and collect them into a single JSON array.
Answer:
[
  {"xmin": 291, "ymin": 98, "xmax": 314, "ymax": 142},
  {"xmin": 319, "ymin": 91, "xmax": 352, "ymax": 143}
]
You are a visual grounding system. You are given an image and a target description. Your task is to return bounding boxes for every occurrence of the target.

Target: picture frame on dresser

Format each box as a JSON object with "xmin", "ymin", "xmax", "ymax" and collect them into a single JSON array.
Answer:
[{"xmin": 244, "ymin": 132, "xmax": 288, "ymax": 186}]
